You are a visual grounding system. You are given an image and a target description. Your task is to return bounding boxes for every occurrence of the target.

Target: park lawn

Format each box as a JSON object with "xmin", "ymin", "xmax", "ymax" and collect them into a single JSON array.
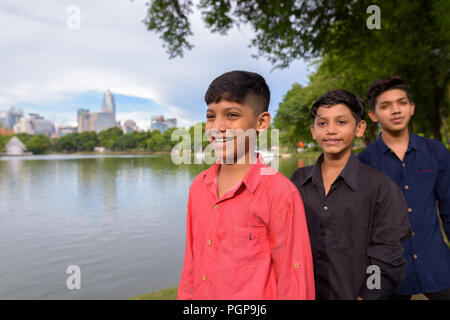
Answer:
[
  {"xmin": 130, "ymin": 286, "xmax": 178, "ymax": 300},
  {"xmin": 130, "ymin": 286, "xmax": 427, "ymax": 300}
]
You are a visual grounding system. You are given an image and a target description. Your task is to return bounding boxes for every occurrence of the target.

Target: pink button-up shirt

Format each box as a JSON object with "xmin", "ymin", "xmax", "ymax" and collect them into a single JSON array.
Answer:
[{"xmin": 178, "ymin": 155, "xmax": 315, "ymax": 300}]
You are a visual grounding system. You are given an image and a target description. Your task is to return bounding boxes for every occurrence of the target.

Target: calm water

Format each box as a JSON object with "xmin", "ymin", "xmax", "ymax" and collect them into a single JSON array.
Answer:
[{"xmin": 0, "ymin": 153, "xmax": 314, "ymax": 299}]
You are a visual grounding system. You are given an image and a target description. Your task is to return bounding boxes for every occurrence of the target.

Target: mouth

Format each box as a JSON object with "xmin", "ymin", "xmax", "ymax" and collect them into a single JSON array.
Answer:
[
  {"xmin": 210, "ymin": 135, "xmax": 235, "ymax": 147},
  {"xmin": 323, "ymin": 138, "xmax": 343, "ymax": 146},
  {"xmin": 390, "ymin": 117, "xmax": 404, "ymax": 124}
]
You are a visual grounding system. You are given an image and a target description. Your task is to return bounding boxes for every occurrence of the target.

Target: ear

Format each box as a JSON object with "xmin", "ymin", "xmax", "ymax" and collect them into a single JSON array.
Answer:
[
  {"xmin": 256, "ymin": 112, "xmax": 271, "ymax": 132},
  {"xmin": 355, "ymin": 120, "xmax": 366, "ymax": 138},
  {"xmin": 310, "ymin": 124, "xmax": 316, "ymax": 140},
  {"xmin": 410, "ymin": 102, "xmax": 415, "ymax": 116},
  {"xmin": 368, "ymin": 110, "xmax": 379, "ymax": 123}
]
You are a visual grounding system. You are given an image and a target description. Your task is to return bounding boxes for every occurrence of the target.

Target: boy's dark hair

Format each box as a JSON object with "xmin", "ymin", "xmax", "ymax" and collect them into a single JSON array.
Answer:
[
  {"xmin": 367, "ymin": 76, "xmax": 412, "ymax": 110},
  {"xmin": 311, "ymin": 90, "xmax": 366, "ymax": 123},
  {"xmin": 204, "ymin": 70, "xmax": 270, "ymax": 115}
]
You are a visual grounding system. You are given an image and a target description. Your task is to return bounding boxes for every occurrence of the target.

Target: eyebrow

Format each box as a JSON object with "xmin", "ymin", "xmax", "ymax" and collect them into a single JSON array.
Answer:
[
  {"xmin": 315, "ymin": 114, "xmax": 351, "ymax": 120},
  {"xmin": 206, "ymin": 106, "xmax": 242, "ymax": 113},
  {"xmin": 378, "ymin": 96, "xmax": 409, "ymax": 105}
]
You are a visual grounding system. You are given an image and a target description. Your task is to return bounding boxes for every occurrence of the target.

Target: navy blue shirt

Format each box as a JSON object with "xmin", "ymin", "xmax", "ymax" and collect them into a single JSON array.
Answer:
[{"xmin": 358, "ymin": 132, "xmax": 450, "ymax": 295}]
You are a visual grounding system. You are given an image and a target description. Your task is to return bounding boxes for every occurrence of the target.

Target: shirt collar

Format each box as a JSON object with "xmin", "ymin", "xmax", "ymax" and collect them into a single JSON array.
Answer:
[
  {"xmin": 376, "ymin": 131, "xmax": 418, "ymax": 154},
  {"xmin": 202, "ymin": 153, "xmax": 265, "ymax": 194},
  {"xmin": 301, "ymin": 152, "xmax": 358, "ymax": 192}
]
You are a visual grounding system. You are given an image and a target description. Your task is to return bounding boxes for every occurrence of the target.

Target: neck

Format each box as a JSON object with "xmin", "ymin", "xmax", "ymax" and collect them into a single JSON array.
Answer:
[
  {"xmin": 218, "ymin": 151, "xmax": 256, "ymax": 176},
  {"xmin": 381, "ymin": 127, "xmax": 409, "ymax": 148},
  {"xmin": 322, "ymin": 149, "xmax": 351, "ymax": 171}
]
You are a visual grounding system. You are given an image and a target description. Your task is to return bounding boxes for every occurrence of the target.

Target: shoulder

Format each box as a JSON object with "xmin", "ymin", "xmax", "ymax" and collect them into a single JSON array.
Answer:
[
  {"xmin": 357, "ymin": 159, "xmax": 399, "ymax": 191},
  {"xmin": 188, "ymin": 167, "xmax": 210, "ymax": 194},
  {"xmin": 357, "ymin": 141, "xmax": 378, "ymax": 162},
  {"xmin": 259, "ymin": 165, "xmax": 302, "ymax": 200},
  {"xmin": 412, "ymin": 134, "xmax": 449, "ymax": 165},
  {"xmin": 290, "ymin": 165, "xmax": 314, "ymax": 184}
]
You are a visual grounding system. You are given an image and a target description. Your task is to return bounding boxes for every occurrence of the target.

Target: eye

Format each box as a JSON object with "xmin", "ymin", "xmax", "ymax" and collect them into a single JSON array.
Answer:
[
  {"xmin": 338, "ymin": 120, "xmax": 347, "ymax": 125},
  {"xmin": 317, "ymin": 121, "xmax": 326, "ymax": 127},
  {"xmin": 227, "ymin": 113, "xmax": 239, "ymax": 118},
  {"xmin": 380, "ymin": 105, "xmax": 387, "ymax": 110},
  {"xmin": 206, "ymin": 114, "xmax": 215, "ymax": 120}
]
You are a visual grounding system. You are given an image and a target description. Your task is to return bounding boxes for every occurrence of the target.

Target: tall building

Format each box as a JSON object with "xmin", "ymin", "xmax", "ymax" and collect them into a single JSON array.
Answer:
[
  {"xmin": 122, "ymin": 119, "xmax": 138, "ymax": 134},
  {"xmin": 150, "ymin": 115, "xmax": 177, "ymax": 133},
  {"xmin": 0, "ymin": 107, "xmax": 23, "ymax": 129},
  {"xmin": 13, "ymin": 113, "xmax": 54, "ymax": 136},
  {"xmin": 101, "ymin": 89, "xmax": 116, "ymax": 115},
  {"xmin": 78, "ymin": 90, "xmax": 117, "ymax": 133}
]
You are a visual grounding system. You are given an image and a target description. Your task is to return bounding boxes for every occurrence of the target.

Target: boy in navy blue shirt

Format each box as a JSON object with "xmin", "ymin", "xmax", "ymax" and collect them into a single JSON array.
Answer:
[{"xmin": 358, "ymin": 76, "xmax": 450, "ymax": 300}]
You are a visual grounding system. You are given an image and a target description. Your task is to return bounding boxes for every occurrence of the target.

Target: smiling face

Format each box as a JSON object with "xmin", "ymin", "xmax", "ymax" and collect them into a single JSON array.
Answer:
[
  {"xmin": 369, "ymin": 89, "xmax": 415, "ymax": 133},
  {"xmin": 311, "ymin": 103, "xmax": 366, "ymax": 157},
  {"xmin": 205, "ymin": 99, "xmax": 270, "ymax": 164}
]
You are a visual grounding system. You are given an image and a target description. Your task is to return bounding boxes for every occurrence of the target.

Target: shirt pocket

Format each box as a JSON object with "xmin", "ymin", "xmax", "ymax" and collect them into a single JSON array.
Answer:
[{"xmin": 232, "ymin": 226, "xmax": 268, "ymax": 264}]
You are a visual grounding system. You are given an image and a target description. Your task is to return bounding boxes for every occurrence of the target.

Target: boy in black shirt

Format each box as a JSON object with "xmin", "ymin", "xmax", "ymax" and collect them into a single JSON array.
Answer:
[{"xmin": 290, "ymin": 90, "xmax": 411, "ymax": 300}]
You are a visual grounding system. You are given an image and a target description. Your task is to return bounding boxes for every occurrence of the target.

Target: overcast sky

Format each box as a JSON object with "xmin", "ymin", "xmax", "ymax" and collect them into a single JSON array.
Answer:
[{"xmin": 0, "ymin": 0, "xmax": 312, "ymax": 130}]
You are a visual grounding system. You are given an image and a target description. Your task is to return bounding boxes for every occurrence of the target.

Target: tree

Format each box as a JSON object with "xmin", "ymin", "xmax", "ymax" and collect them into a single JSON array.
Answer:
[
  {"xmin": 114, "ymin": 133, "xmax": 137, "ymax": 150},
  {"xmin": 98, "ymin": 127, "xmax": 123, "ymax": 150},
  {"xmin": 26, "ymin": 134, "xmax": 52, "ymax": 154},
  {"xmin": 144, "ymin": 0, "xmax": 449, "ymax": 142},
  {"xmin": 146, "ymin": 130, "xmax": 166, "ymax": 151}
]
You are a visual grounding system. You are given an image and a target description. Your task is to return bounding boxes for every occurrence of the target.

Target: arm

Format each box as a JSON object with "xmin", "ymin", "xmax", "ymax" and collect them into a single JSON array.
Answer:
[
  {"xmin": 177, "ymin": 188, "xmax": 195, "ymax": 300},
  {"xmin": 269, "ymin": 189, "xmax": 315, "ymax": 300},
  {"xmin": 359, "ymin": 179, "xmax": 412, "ymax": 300},
  {"xmin": 434, "ymin": 142, "xmax": 450, "ymax": 239}
]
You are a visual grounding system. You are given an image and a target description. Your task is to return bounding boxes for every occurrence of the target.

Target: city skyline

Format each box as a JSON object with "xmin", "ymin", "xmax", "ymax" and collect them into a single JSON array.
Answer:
[{"xmin": 0, "ymin": 1, "xmax": 311, "ymax": 133}]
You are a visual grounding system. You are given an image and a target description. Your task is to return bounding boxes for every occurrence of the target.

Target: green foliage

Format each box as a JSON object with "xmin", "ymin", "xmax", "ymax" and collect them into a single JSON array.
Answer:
[
  {"xmin": 98, "ymin": 127, "xmax": 123, "ymax": 149},
  {"xmin": 25, "ymin": 134, "xmax": 52, "ymax": 154},
  {"xmin": 144, "ymin": 0, "xmax": 449, "ymax": 143}
]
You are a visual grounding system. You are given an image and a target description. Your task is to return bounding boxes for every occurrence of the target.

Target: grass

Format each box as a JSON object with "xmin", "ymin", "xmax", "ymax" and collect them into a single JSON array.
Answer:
[
  {"xmin": 129, "ymin": 287, "xmax": 428, "ymax": 300},
  {"xmin": 130, "ymin": 286, "xmax": 178, "ymax": 300}
]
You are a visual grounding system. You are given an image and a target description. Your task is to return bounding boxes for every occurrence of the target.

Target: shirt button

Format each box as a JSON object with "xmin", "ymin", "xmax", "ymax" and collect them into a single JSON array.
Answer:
[
  {"xmin": 408, "ymin": 208, "xmax": 412, "ymax": 213},
  {"xmin": 412, "ymin": 232, "xmax": 415, "ymax": 236},
  {"xmin": 213, "ymin": 204, "xmax": 219, "ymax": 210},
  {"xmin": 294, "ymin": 262, "xmax": 300, "ymax": 269},
  {"xmin": 207, "ymin": 240, "xmax": 212, "ymax": 246},
  {"xmin": 402, "ymin": 163, "xmax": 406, "ymax": 167},
  {"xmin": 202, "ymin": 275, "xmax": 207, "ymax": 281},
  {"xmin": 413, "ymin": 254, "xmax": 418, "ymax": 259},
  {"xmin": 323, "ymin": 206, "xmax": 328, "ymax": 211},
  {"xmin": 405, "ymin": 185, "xmax": 409, "ymax": 190}
]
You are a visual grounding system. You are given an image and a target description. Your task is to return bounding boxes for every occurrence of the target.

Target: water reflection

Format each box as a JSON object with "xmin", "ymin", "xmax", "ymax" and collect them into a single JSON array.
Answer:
[{"xmin": 0, "ymin": 154, "xmax": 317, "ymax": 299}]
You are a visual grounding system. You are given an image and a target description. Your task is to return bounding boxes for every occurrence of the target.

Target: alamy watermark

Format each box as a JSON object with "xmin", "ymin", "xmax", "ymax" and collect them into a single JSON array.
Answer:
[
  {"xmin": 66, "ymin": 264, "xmax": 81, "ymax": 290},
  {"xmin": 66, "ymin": 5, "xmax": 81, "ymax": 30},
  {"xmin": 366, "ymin": 5, "xmax": 381, "ymax": 30},
  {"xmin": 170, "ymin": 125, "xmax": 279, "ymax": 174}
]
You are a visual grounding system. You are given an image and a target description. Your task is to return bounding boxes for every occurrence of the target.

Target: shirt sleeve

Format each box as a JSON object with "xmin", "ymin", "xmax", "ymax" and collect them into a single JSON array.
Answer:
[
  {"xmin": 177, "ymin": 187, "xmax": 195, "ymax": 300},
  {"xmin": 269, "ymin": 189, "xmax": 315, "ymax": 300},
  {"xmin": 434, "ymin": 141, "xmax": 450, "ymax": 239},
  {"xmin": 359, "ymin": 178, "xmax": 412, "ymax": 300}
]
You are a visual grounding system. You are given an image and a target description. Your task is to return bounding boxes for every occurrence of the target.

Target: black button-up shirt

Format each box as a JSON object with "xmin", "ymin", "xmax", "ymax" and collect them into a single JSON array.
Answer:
[{"xmin": 290, "ymin": 153, "xmax": 412, "ymax": 300}]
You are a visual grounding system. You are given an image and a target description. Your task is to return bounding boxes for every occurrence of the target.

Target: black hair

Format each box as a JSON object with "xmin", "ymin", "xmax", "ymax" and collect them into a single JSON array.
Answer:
[
  {"xmin": 311, "ymin": 90, "xmax": 366, "ymax": 123},
  {"xmin": 367, "ymin": 76, "xmax": 412, "ymax": 110},
  {"xmin": 204, "ymin": 70, "xmax": 270, "ymax": 115}
]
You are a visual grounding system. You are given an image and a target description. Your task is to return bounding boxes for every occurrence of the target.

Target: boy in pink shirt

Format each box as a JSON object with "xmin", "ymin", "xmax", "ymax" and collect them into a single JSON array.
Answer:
[{"xmin": 178, "ymin": 70, "xmax": 315, "ymax": 300}]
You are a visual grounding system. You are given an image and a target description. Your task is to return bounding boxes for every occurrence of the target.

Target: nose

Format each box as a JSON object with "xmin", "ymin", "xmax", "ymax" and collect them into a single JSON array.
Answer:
[
  {"xmin": 391, "ymin": 103, "xmax": 401, "ymax": 114},
  {"xmin": 326, "ymin": 123, "xmax": 337, "ymax": 134}
]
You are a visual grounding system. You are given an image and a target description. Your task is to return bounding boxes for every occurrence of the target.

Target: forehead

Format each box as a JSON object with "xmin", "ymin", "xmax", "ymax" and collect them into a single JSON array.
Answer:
[
  {"xmin": 315, "ymin": 103, "xmax": 353, "ymax": 118},
  {"xmin": 206, "ymin": 99, "xmax": 253, "ymax": 112},
  {"xmin": 376, "ymin": 89, "xmax": 408, "ymax": 103}
]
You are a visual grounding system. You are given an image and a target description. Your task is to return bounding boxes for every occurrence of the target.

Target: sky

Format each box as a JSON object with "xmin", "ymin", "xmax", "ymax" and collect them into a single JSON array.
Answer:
[{"xmin": 0, "ymin": 0, "xmax": 312, "ymax": 130}]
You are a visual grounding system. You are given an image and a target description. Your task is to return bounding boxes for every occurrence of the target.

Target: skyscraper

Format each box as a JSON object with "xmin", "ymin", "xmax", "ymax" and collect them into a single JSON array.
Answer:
[{"xmin": 78, "ymin": 90, "xmax": 117, "ymax": 133}]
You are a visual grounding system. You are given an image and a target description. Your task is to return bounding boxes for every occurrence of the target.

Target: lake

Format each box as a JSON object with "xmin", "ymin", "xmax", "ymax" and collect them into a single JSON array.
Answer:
[{"xmin": 0, "ymin": 153, "xmax": 315, "ymax": 299}]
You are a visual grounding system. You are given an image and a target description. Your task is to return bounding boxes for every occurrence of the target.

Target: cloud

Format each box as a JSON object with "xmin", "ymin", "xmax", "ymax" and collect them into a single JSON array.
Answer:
[{"xmin": 0, "ymin": 0, "xmax": 311, "ymax": 128}]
